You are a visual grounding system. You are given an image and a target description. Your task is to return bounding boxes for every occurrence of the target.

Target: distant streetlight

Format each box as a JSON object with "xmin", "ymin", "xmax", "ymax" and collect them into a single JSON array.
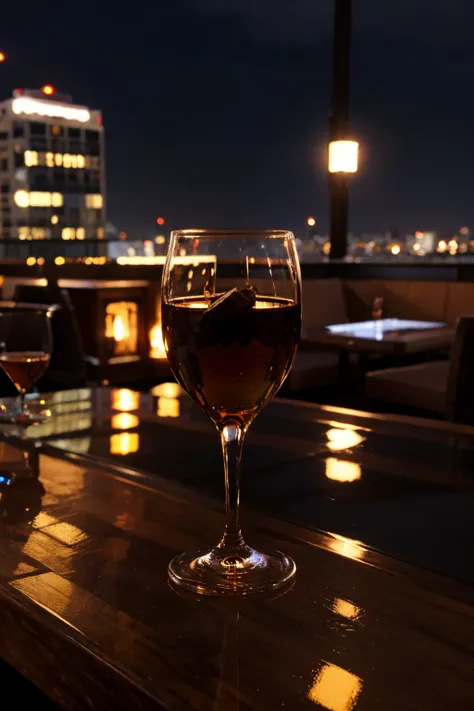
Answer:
[
  {"xmin": 307, "ymin": 216, "xmax": 316, "ymax": 227},
  {"xmin": 156, "ymin": 216, "xmax": 165, "ymax": 226},
  {"xmin": 42, "ymin": 84, "xmax": 55, "ymax": 96},
  {"xmin": 0, "ymin": 52, "xmax": 6, "ymax": 63}
]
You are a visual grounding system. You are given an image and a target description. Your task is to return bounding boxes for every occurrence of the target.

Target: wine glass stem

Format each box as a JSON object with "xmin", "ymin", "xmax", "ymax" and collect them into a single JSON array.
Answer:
[{"xmin": 218, "ymin": 422, "xmax": 246, "ymax": 550}]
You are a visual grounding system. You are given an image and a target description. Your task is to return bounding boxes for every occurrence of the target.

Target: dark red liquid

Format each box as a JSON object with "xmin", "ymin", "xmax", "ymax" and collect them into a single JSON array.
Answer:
[{"xmin": 162, "ymin": 294, "xmax": 300, "ymax": 426}]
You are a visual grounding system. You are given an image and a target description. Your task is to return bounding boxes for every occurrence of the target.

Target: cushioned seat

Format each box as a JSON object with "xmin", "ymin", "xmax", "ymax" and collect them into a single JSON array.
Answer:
[
  {"xmin": 285, "ymin": 351, "xmax": 340, "ymax": 392},
  {"xmin": 365, "ymin": 360, "xmax": 449, "ymax": 413}
]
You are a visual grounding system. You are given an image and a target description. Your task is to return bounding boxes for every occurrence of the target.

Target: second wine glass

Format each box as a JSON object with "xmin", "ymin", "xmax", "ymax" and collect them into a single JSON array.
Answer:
[
  {"xmin": 162, "ymin": 229, "xmax": 301, "ymax": 595},
  {"xmin": 0, "ymin": 308, "xmax": 53, "ymax": 423}
]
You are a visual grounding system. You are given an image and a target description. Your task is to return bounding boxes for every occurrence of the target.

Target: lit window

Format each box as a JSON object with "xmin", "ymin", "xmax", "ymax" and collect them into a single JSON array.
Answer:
[
  {"xmin": 76, "ymin": 227, "xmax": 85, "ymax": 240},
  {"xmin": 77, "ymin": 154, "xmax": 85, "ymax": 168},
  {"xmin": 54, "ymin": 153, "xmax": 63, "ymax": 166},
  {"xmin": 46, "ymin": 152, "xmax": 54, "ymax": 167},
  {"xmin": 31, "ymin": 227, "xmax": 46, "ymax": 239},
  {"xmin": 14, "ymin": 189, "xmax": 29, "ymax": 207},
  {"xmin": 63, "ymin": 153, "xmax": 72, "ymax": 169},
  {"xmin": 51, "ymin": 192, "xmax": 63, "ymax": 207},
  {"xmin": 61, "ymin": 227, "xmax": 75, "ymax": 240},
  {"xmin": 86, "ymin": 194, "xmax": 103, "ymax": 209},
  {"xmin": 70, "ymin": 154, "xmax": 77, "ymax": 169},
  {"xmin": 18, "ymin": 226, "xmax": 29, "ymax": 239},
  {"xmin": 30, "ymin": 192, "xmax": 50, "ymax": 206},
  {"xmin": 24, "ymin": 150, "xmax": 38, "ymax": 167},
  {"xmin": 97, "ymin": 227, "xmax": 104, "ymax": 239},
  {"xmin": 51, "ymin": 125, "xmax": 61, "ymax": 136},
  {"xmin": 51, "ymin": 214, "xmax": 59, "ymax": 225}
]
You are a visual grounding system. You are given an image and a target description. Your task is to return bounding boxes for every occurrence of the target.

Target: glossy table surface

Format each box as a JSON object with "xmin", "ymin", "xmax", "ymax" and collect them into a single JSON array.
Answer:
[
  {"xmin": 4, "ymin": 385, "xmax": 474, "ymax": 584},
  {"xmin": 1, "ymin": 388, "xmax": 474, "ymax": 711},
  {"xmin": 303, "ymin": 318, "xmax": 454, "ymax": 354}
]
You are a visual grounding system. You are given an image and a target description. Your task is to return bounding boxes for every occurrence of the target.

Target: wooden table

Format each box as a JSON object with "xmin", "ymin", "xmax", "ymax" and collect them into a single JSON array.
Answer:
[
  {"xmin": 302, "ymin": 318, "xmax": 454, "ymax": 355},
  {"xmin": 1, "ymin": 388, "xmax": 474, "ymax": 709}
]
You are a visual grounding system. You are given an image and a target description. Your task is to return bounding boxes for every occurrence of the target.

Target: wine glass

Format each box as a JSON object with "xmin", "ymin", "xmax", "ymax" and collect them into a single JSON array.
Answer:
[
  {"xmin": 162, "ymin": 229, "xmax": 301, "ymax": 595},
  {"xmin": 0, "ymin": 308, "xmax": 53, "ymax": 423}
]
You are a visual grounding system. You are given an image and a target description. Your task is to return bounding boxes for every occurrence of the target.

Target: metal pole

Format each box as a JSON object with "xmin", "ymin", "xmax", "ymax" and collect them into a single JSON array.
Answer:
[{"xmin": 329, "ymin": 0, "xmax": 352, "ymax": 260}]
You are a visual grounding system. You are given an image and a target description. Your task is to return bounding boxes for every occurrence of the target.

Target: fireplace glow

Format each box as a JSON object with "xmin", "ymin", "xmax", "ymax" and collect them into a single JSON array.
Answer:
[
  {"xmin": 105, "ymin": 302, "xmax": 138, "ymax": 358},
  {"xmin": 149, "ymin": 323, "xmax": 166, "ymax": 359},
  {"xmin": 113, "ymin": 315, "xmax": 127, "ymax": 342}
]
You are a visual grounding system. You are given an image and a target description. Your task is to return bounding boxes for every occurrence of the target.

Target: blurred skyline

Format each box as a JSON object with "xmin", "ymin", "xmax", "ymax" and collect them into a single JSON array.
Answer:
[{"xmin": 0, "ymin": 0, "xmax": 473, "ymax": 237}]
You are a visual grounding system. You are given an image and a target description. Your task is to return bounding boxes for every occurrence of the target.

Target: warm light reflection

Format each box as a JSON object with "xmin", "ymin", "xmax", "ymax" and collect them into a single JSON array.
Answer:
[
  {"xmin": 328, "ymin": 140, "xmax": 359, "ymax": 174},
  {"xmin": 151, "ymin": 382, "xmax": 181, "ymax": 398},
  {"xmin": 111, "ymin": 412, "xmax": 139, "ymax": 430},
  {"xmin": 332, "ymin": 598, "xmax": 362, "ymax": 620},
  {"xmin": 149, "ymin": 323, "xmax": 167, "ymax": 359},
  {"xmin": 111, "ymin": 389, "xmax": 140, "ymax": 412},
  {"xmin": 325, "ymin": 458, "xmax": 361, "ymax": 483},
  {"xmin": 157, "ymin": 395, "xmax": 180, "ymax": 418},
  {"xmin": 327, "ymin": 534, "xmax": 365, "ymax": 561},
  {"xmin": 308, "ymin": 662, "xmax": 363, "ymax": 711},
  {"xmin": 326, "ymin": 428, "xmax": 364, "ymax": 452},
  {"xmin": 110, "ymin": 432, "xmax": 139, "ymax": 456}
]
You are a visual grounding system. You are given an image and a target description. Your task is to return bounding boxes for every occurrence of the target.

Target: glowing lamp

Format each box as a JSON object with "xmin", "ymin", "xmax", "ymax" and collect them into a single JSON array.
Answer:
[
  {"xmin": 0, "ymin": 52, "xmax": 5, "ymax": 62},
  {"xmin": 328, "ymin": 140, "xmax": 359, "ymax": 174},
  {"xmin": 156, "ymin": 216, "xmax": 165, "ymax": 226},
  {"xmin": 307, "ymin": 216, "xmax": 316, "ymax": 227},
  {"xmin": 42, "ymin": 84, "xmax": 55, "ymax": 96}
]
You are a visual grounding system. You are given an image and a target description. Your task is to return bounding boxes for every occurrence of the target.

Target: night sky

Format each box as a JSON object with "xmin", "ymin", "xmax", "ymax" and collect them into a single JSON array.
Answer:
[{"xmin": 1, "ymin": 0, "xmax": 473, "ymax": 238}]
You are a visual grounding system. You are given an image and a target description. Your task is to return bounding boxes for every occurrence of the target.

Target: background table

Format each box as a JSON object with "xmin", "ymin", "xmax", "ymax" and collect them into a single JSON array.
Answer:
[{"xmin": 302, "ymin": 318, "xmax": 454, "ymax": 355}]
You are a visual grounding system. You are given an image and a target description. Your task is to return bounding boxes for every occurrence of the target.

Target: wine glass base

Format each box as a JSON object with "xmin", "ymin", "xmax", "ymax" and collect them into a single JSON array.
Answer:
[{"xmin": 168, "ymin": 545, "xmax": 296, "ymax": 596}]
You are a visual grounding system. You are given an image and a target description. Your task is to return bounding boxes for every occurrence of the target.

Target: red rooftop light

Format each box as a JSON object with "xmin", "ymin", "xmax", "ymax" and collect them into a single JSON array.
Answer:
[
  {"xmin": 156, "ymin": 217, "xmax": 165, "ymax": 226},
  {"xmin": 42, "ymin": 84, "xmax": 55, "ymax": 96}
]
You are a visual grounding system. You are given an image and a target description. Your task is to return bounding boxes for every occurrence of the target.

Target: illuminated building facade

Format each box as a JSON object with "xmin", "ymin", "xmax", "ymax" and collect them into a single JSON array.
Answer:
[{"xmin": 0, "ymin": 88, "xmax": 105, "ymax": 245}]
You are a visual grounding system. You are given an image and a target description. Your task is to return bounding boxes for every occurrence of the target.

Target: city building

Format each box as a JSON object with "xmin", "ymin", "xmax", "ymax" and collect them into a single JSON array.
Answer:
[{"xmin": 0, "ymin": 87, "xmax": 105, "ymax": 251}]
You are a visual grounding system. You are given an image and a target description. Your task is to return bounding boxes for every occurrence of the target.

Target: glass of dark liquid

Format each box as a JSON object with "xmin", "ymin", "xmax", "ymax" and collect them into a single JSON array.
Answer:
[
  {"xmin": 162, "ymin": 229, "xmax": 301, "ymax": 595},
  {"xmin": 0, "ymin": 308, "xmax": 53, "ymax": 423}
]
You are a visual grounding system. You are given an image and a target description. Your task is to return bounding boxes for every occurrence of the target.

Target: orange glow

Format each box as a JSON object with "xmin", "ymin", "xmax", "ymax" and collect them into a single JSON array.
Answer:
[
  {"xmin": 42, "ymin": 84, "xmax": 55, "ymax": 96},
  {"xmin": 308, "ymin": 663, "xmax": 363, "ymax": 710},
  {"xmin": 112, "ymin": 389, "xmax": 140, "ymax": 412},
  {"xmin": 111, "ymin": 413, "xmax": 139, "ymax": 430},
  {"xmin": 113, "ymin": 315, "xmax": 126, "ymax": 342},
  {"xmin": 110, "ymin": 432, "xmax": 139, "ymax": 456},
  {"xmin": 149, "ymin": 323, "xmax": 167, "ymax": 359},
  {"xmin": 156, "ymin": 216, "xmax": 165, "ymax": 226},
  {"xmin": 415, "ymin": 231, "xmax": 422, "ymax": 238},
  {"xmin": 0, "ymin": 52, "xmax": 5, "ymax": 62},
  {"xmin": 327, "ymin": 533, "xmax": 365, "ymax": 561},
  {"xmin": 307, "ymin": 216, "xmax": 316, "ymax": 227},
  {"xmin": 325, "ymin": 458, "xmax": 361, "ymax": 483},
  {"xmin": 157, "ymin": 396, "xmax": 180, "ymax": 418}
]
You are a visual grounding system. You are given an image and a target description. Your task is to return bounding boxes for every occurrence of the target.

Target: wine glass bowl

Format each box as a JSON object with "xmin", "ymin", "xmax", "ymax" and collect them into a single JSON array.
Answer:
[
  {"xmin": 162, "ymin": 229, "xmax": 301, "ymax": 595},
  {"xmin": 0, "ymin": 307, "xmax": 53, "ymax": 424}
]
